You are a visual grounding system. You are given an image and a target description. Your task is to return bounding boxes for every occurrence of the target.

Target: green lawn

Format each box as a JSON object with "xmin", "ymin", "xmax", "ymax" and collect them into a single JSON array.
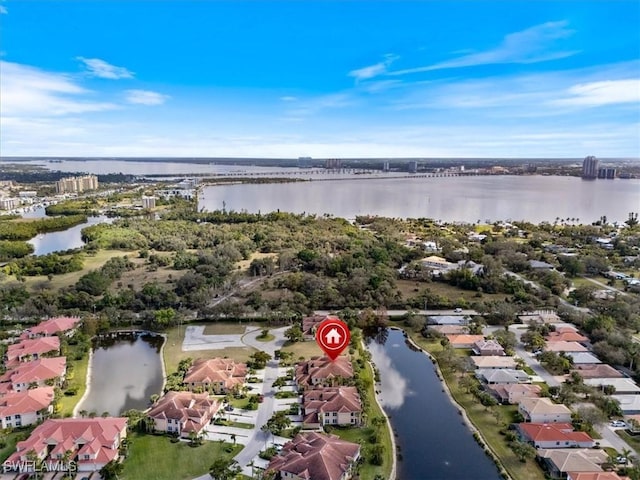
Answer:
[
  {"xmin": 617, "ymin": 430, "xmax": 640, "ymax": 452},
  {"xmin": 121, "ymin": 432, "xmax": 242, "ymax": 480},
  {"xmin": 58, "ymin": 344, "xmax": 91, "ymax": 417},
  {"xmin": 281, "ymin": 340, "xmax": 323, "ymax": 360},
  {"xmin": 0, "ymin": 427, "xmax": 35, "ymax": 462},
  {"xmin": 256, "ymin": 333, "xmax": 275, "ymax": 342}
]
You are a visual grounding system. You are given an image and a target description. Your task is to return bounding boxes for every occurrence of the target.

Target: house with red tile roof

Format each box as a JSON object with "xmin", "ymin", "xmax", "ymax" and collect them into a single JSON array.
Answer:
[
  {"xmin": 470, "ymin": 356, "xmax": 516, "ymax": 369},
  {"xmin": 0, "ymin": 387, "xmax": 54, "ymax": 429},
  {"xmin": 571, "ymin": 364, "xmax": 623, "ymax": 379},
  {"xmin": 302, "ymin": 315, "xmax": 339, "ymax": 340},
  {"xmin": 267, "ymin": 432, "xmax": 360, "ymax": 480},
  {"xmin": 545, "ymin": 341, "xmax": 589, "ymax": 353},
  {"xmin": 183, "ymin": 358, "xmax": 247, "ymax": 394},
  {"xmin": 20, "ymin": 317, "xmax": 81, "ymax": 340},
  {"xmin": 4, "ymin": 337, "xmax": 61, "ymax": 368},
  {"xmin": 472, "ymin": 339, "xmax": 505, "ymax": 356},
  {"xmin": 567, "ymin": 472, "xmax": 624, "ymax": 480},
  {"xmin": 148, "ymin": 391, "xmax": 219, "ymax": 438},
  {"xmin": 517, "ymin": 423, "xmax": 594, "ymax": 449},
  {"xmin": 546, "ymin": 330, "xmax": 589, "ymax": 343},
  {"xmin": 0, "ymin": 357, "xmax": 66, "ymax": 393},
  {"xmin": 295, "ymin": 356, "xmax": 354, "ymax": 388},
  {"xmin": 445, "ymin": 334, "xmax": 485, "ymax": 349},
  {"xmin": 302, "ymin": 387, "xmax": 362, "ymax": 429},
  {"xmin": 487, "ymin": 384, "xmax": 542, "ymax": 404},
  {"xmin": 5, "ymin": 418, "xmax": 127, "ymax": 473},
  {"xmin": 519, "ymin": 398, "xmax": 573, "ymax": 424}
]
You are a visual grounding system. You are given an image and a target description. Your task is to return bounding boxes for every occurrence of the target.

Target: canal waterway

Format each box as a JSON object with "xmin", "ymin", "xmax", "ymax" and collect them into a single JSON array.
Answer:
[
  {"xmin": 367, "ymin": 328, "xmax": 502, "ymax": 480},
  {"xmin": 76, "ymin": 333, "xmax": 165, "ymax": 416},
  {"xmin": 27, "ymin": 215, "xmax": 112, "ymax": 256}
]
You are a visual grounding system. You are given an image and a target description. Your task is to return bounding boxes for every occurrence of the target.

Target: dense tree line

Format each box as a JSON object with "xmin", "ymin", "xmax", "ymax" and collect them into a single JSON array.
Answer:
[
  {"xmin": 0, "ymin": 215, "xmax": 87, "ymax": 240},
  {"xmin": 0, "ymin": 240, "xmax": 34, "ymax": 260},
  {"xmin": 7, "ymin": 253, "xmax": 83, "ymax": 276},
  {"xmin": 45, "ymin": 199, "xmax": 100, "ymax": 216}
]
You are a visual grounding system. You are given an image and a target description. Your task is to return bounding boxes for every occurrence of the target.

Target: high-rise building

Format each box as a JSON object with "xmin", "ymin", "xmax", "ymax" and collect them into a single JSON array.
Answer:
[
  {"xmin": 597, "ymin": 167, "xmax": 616, "ymax": 179},
  {"xmin": 382, "ymin": 161, "xmax": 390, "ymax": 172},
  {"xmin": 55, "ymin": 175, "xmax": 99, "ymax": 194},
  {"xmin": 142, "ymin": 196, "xmax": 156, "ymax": 209},
  {"xmin": 324, "ymin": 158, "xmax": 342, "ymax": 169},
  {"xmin": 582, "ymin": 156, "xmax": 599, "ymax": 179},
  {"xmin": 408, "ymin": 160, "xmax": 418, "ymax": 173}
]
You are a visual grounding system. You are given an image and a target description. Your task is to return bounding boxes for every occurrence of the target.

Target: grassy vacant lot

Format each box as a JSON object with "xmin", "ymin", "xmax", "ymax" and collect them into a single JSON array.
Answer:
[
  {"xmin": 409, "ymin": 332, "xmax": 545, "ymax": 480},
  {"xmin": 163, "ymin": 326, "xmax": 256, "ymax": 374},
  {"xmin": 396, "ymin": 279, "xmax": 510, "ymax": 303},
  {"xmin": 202, "ymin": 323, "xmax": 253, "ymax": 335},
  {"xmin": 122, "ymin": 432, "xmax": 242, "ymax": 480},
  {"xmin": 58, "ymin": 344, "xmax": 91, "ymax": 417},
  {"xmin": 235, "ymin": 252, "xmax": 278, "ymax": 271},
  {"xmin": 280, "ymin": 340, "xmax": 323, "ymax": 360}
]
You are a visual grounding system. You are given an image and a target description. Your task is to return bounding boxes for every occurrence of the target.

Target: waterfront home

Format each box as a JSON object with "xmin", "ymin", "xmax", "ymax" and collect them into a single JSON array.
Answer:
[
  {"xmin": 538, "ymin": 449, "xmax": 608, "ymax": 479},
  {"xmin": 302, "ymin": 387, "xmax": 362, "ymax": 429},
  {"xmin": 267, "ymin": 432, "xmax": 360, "ymax": 480},
  {"xmin": 583, "ymin": 377, "xmax": 640, "ymax": 394},
  {"xmin": 0, "ymin": 387, "xmax": 54, "ymax": 429},
  {"xmin": 429, "ymin": 325, "xmax": 468, "ymax": 335},
  {"xmin": 544, "ymin": 341, "xmax": 589, "ymax": 353},
  {"xmin": 565, "ymin": 352, "xmax": 602, "ymax": 365},
  {"xmin": 445, "ymin": 334, "xmax": 484, "ymax": 349},
  {"xmin": 20, "ymin": 316, "xmax": 81, "ymax": 340},
  {"xmin": 519, "ymin": 398, "xmax": 572, "ymax": 423},
  {"xmin": 5, "ymin": 418, "xmax": 127, "ymax": 473},
  {"xmin": 4, "ymin": 337, "xmax": 61, "ymax": 368},
  {"xmin": 517, "ymin": 423, "xmax": 594, "ymax": 449},
  {"xmin": 567, "ymin": 473, "xmax": 624, "ymax": 480},
  {"xmin": 302, "ymin": 315, "xmax": 339, "ymax": 340},
  {"xmin": 571, "ymin": 364, "xmax": 623, "ymax": 379},
  {"xmin": 0, "ymin": 357, "xmax": 67, "ymax": 392},
  {"xmin": 183, "ymin": 358, "xmax": 247, "ymax": 394},
  {"xmin": 295, "ymin": 356, "xmax": 354, "ymax": 388},
  {"xmin": 476, "ymin": 369, "xmax": 530, "ymax": 385},
  {"xmin": 487, "ymin": 384, "xmax": 542, "ymax": 404},
  {"xmin": 472, "ymin": 339, "xmax": 505, "ymax": 356},
  {"xmin": 611, "ymin": 395, "xmax": 640, "ymax": 414},
  {"xmin": 147, "ymin": 391, "xmax": 219, "ymax": 438},
  {"xmin": 470, "ymin": 356, "xmax": 517, "ymax": 369}
]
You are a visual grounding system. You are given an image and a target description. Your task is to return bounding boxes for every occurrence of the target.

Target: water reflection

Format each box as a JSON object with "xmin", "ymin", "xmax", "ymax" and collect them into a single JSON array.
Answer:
[
  {"xmin": 78, "ymin": 333, "xmax": 164, "ymax": 416},
  {"xmin": 368, "ymin": 341, "xmax": 409, "ymax": 410},
  {"xmin": 28, "ymin": 215, "xmax": 112, "ymax": 256}
]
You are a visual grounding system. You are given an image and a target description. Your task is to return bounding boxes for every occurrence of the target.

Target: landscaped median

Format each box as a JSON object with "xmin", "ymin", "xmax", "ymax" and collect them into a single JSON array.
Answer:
[{"xmin": 405, "ymin": 329, "xmax": 546, "ymax": 480}]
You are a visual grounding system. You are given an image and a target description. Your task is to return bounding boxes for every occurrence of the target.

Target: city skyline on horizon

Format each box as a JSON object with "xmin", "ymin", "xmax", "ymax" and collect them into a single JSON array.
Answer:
[{"xmin": 0, "ymin": 1, "xmax": 639, "ymax": 158}]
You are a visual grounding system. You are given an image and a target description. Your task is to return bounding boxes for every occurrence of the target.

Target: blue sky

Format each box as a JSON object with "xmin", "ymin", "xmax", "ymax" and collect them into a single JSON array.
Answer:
[{"xmin": 1, "ymin": 1, "xmax": 639, "ymax": 157}]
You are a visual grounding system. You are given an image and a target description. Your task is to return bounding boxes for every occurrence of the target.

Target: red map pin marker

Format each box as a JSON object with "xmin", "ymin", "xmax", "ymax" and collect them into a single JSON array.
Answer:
[{"xmin": 316, "ymin": 317, "xmax": 351, "ymax": 361}]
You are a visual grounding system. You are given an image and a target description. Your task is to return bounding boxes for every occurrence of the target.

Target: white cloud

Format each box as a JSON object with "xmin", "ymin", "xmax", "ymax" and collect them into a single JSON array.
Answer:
[
  {"xmin": 552, "ymin": 79, "xmax": 640, "ymax": 107},
  {"xmin": 0, "ymin": 61, "xmax": 118, "ymax": 116},
  {"xmin": 77, "ymin": 57, "xmax": 134, "ymax": 79},
  {"xmin": 348, "ymin": 54, "xmax": 399, "ymax": 81},
  {"xmin": 390, "ymin": 21, "xmax": 577, "ymax": 75},
  {"xmin": 280, "ymin": 96, "xmax": 297, "ymax": 102},
  {"xmin": 125, "ymin": 89, "xmax": 169, "ymax": 106},
  {"xmin": 0, "ymin": 5, "xmax": 8, "ymax": 14}
]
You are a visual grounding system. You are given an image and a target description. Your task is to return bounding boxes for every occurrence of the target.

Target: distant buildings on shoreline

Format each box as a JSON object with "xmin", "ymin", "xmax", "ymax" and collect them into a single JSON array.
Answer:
[
  {"xmin": 582, "ymin": 156, "xmax": 617, "ymax": 180},
  {"xmin": 55, "ymin": 175, "xmax": 99, "ymax": 194}
]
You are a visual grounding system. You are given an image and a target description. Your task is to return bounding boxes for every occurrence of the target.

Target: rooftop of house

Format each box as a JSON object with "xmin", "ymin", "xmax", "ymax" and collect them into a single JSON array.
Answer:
[
  {"xmin": 303, "ymin": 387, "xmax": 361, "ymax": 424},
  {"xmin": 565, "ymin": 352, "xmax": 602, "ymax": 364},
  {"xmin": 470, "ymin": 356, "xmax": 517, "ymax": 369},
  {"xmin": 267, "ymin": 432, "xmax": 360, "ymax": 480},
  {"xmin": 20, "ymin": 317, "xmax": 81, "ymax": 339},
  {"xmin": 473, "ymin": 339, "xmax": 505, "ymax": 352},
  {"xmin": 184, "ymin": 358, "xmax": 247, "ymax": 385},
  {"xmin": 520, "ymin": 397, "xmax": 572, "ymax": 415},
  {"xmin": 295, "ymin": 356, "xmax": 354, "ymax": 386},
  {"xmin": 5, "ymin": 337, "xmax": 61, "ymax": 366},
  {"xmin": 0, "ymin": 387, "xmax": 54, "ymax": 417},
  {"xmin": 487, "ymin": 383, "xmax": 541, "ymax": 400},
  {"xmin": 8, "ymin": 418, "xmax": 127, "ymax": 466},
  {"xmin": 0, "ymin": 357, "xmax": 67, "ymax": 385},
  {"xmin": 518, "ymin": 423, "xmax": 593, "ymax": 444},
  {"xmin": 446, "ymin": 334, "xmax": 485, "ymax": 345},
  {"xmin": 546, "ymin": 331, "xmax": 589, "ymax": 343},
  {"xmin": 544, "ymin": 341, "xmax": 589, "ymax": 353},
  {"xmin": 148, "ymin": 391, "xmax": 219, "ymax": 432},
  {"xmin": 567, "ymin": 473, "xmax": 623, "ymax": 480},
  {"xmin": 571, "ymin": 364, "xmax": 623, "ymax": 379},
  {"xmin": 583, "ymin": 377, "xmax": 640, "ymax": 393},
  {"xmin": 539, "ymin": 448, "xmax": 608, "ymax": 473}
]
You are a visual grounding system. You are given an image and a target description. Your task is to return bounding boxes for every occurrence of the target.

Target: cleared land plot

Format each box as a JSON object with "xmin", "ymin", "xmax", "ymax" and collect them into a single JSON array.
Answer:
[
  {"xmin": 396, "ymin": 279, "xmax": 510, "ymax": 303},
  {"xmin": 280, "ymin": 341, "xmax": 323, "ymax": 360}
]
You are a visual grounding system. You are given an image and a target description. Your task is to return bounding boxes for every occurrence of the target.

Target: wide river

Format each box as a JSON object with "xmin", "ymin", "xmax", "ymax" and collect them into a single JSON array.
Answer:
[
  {"xmin": 367, "ymin": 328, "xmax": 501, "ymax": 480},
  {"xmin": 200, "ymin": 175, "xmax": 640, "ymax": 224}
]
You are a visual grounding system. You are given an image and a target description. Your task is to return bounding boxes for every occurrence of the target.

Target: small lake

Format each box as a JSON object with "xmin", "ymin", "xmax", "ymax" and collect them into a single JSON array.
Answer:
[
  {"xmin": 77, "ymin": 333, "xmax": 165, "ymax": 416},
  {"xmin": 367, "ymin": 328, "xmax": 501, "ymax": 480},
  {"xmin": 27, "ymin": 215, "xmax": 112, "ymax": 256}
]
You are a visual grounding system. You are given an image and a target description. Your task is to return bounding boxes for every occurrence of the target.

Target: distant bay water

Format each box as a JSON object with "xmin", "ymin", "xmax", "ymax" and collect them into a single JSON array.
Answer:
[{"xmin": 199, "ymin": 175, "xmax": 640, "ymax": 224}]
